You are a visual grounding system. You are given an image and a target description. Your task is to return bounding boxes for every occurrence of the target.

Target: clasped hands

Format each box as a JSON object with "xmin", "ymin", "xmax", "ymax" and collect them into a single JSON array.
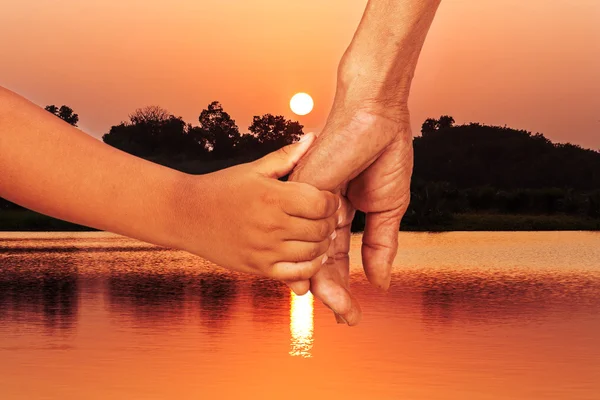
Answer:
[
  {"xmin": 169, "ymin": 69, "xmax": 415, "ymax": 326},
  {"xmin": 286, "ymin": 92, "xmax": 414, "ymax": 325}
]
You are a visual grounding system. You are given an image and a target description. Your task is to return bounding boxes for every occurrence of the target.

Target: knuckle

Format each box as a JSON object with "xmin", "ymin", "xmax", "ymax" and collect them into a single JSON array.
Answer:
[
  {"xmin": 260, "ymin": 189, "xmax": 279, "ymax": 207},
  {"xmin": 326, "ymin": 193, "xmax": 338, "ymax": 214},
  {"xmin": 313, "ymin": 195, "xmax": 330, "ymax": 216},
  {"xmin": 263, "ymin": 265, "xmax": 278, "ymax": 280},
  {"xmin": 316, "ymin": 220, "xmax": 331, "ymax": 240},
  {"xmin": 252, "ymin": 234, "xmax": 274, "ymax": 251},
  {"xmin": 269, "ymin": 185, "xmax": 289, "ymax": 205},
  {"xmin": 261, "ymin": 218, "xmax": 281, "ymax": 234},
  {"xmin": 245, "ymin": 256, "xmax": 262, "ymax": 274},
  {"xmin": 327, "ymin": 216, "xmax": 337, "ymax": 234},
  {"xmin": 307, "ymin": 244, "xmax": 322, "ymax": 260}
]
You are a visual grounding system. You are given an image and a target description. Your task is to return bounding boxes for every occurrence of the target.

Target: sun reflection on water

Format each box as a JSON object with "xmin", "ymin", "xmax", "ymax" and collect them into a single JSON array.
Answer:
[{"xmin": 289, "ymin": 291, "xmax": 314, "ymax": 358}]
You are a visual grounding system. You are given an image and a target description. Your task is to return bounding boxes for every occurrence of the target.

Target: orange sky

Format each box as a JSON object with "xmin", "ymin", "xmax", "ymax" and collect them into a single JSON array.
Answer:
[{"xmin": 1, "ymin": 0, "xmax": 599, "ymax": 148}]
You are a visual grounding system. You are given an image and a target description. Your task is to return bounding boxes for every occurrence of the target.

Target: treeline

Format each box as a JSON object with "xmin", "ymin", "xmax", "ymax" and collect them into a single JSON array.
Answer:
[
  {"xmin": 2, "ymin": 106, "xmax": 599, "ymax": 231},
  {"xmin": 393, "ymin": 116, "xmax": 600, "ymax": 228},
  {"xmin": 0, "ymin": 100, "xmax": 305, "ymax": 212},
  {"xmin": 397, "ymin": 181, "xmax": 600, "ymax": 228},
  {"xmin": 415, "ymin": 116, "xmax": 600, "ymax": 191},
  {"xmin": 102, "ymin": 102, "xmax": 303, "ymax": 172}
]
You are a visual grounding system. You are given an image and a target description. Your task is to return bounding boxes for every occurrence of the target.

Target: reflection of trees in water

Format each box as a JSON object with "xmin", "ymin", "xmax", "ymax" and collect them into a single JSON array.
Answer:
[
  {"xmin": 107, "ymin": 271, "xmax": 187, "ymax": 322},
  {"xmin": 197, "ymin": 273, "xmax": 238, "ymax": 330},
  {"xmin": 390, "ymin": 270, "xmax": 600, "ymax": 326},
  {"xmin": 249, "ymin": 278, "xmax": 289, "ymax": 324},
  {"xmin": 0, "ymin": 252, "xmax": 79, "ymax": 333},
  {"xmin": 421, "ymin": 289, "xmax": 454, "ymax": 324},
  {"xmin": 106, "ymin": 269, "xmax": 238, "ymax": 331}
]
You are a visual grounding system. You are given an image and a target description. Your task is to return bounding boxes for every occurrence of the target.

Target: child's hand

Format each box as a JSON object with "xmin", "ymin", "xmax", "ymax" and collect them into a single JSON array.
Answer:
[{"xmin": 173, "ymin": 133, "xmax": 339, "ymax": 283}]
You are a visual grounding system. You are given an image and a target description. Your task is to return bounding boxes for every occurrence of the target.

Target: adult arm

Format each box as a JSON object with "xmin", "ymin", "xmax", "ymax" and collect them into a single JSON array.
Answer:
[{"xmin": 289, "ymin": 0, "xmax": 441, "ymax": 325}]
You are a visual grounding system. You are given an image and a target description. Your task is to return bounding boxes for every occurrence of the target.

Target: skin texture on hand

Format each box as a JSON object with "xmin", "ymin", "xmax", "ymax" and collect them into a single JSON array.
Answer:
[
  {"xmin": 288, "ymin": 0, "xmax": 441, "ymax": 325},
  {"xmin": 171, "ymin": 135, "xmax": 341, "ymax": 280},
  {"xmin": 289, "ymin": 109, "xmax": 413, "ymax": 325}
]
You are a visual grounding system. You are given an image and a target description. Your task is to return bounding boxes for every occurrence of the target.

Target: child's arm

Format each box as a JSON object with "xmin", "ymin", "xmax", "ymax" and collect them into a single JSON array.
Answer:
[{"xmin": 0, "ymin": 87, "xmax": 338, "ymax": 280}]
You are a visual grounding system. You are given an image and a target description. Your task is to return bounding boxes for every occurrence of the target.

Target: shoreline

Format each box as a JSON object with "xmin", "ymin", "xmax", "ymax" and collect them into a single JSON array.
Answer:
[{"xmin": 1, "ymin": 210, "xmax": 598, "ymax": 232}]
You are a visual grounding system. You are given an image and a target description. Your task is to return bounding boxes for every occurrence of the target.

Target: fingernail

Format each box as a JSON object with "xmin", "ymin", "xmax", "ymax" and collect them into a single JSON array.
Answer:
[
  {"xmin": 330, "ymin": 231, "xmax": 337, "ymax": 240},
  {"xmin": 335, "ymin": 313, "xmax": 348, "ymax": 325},
  {"xmin": 325, "ymin": 305, "xmax": 349, "ymax": 325},
  {"xmin": 380, "ymin": 281, "xmax": 390, "ymax": 292},
  {"xmin": 338, "ymin": 214, "xmax": 343, "ymax": 226},
  {"xmin": 298, "ymin": 133, "xmax": 313, "ymax": 143},
  {"xmin": 321, "ymin": 255, "xmax": 328, "ymax": 264},
  {"xmin": 380, "ymin": 269, "xmax": 392, "ymax": 292},
  {"xmin": 337, "ymin": 198, "xmax": 342, "ymax": 210}
]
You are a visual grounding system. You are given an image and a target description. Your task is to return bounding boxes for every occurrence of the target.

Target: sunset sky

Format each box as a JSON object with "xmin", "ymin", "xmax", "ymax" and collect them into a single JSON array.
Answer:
[{"xmin": 1, "ymin": 0, "xmax": 599, "ymax": 148}]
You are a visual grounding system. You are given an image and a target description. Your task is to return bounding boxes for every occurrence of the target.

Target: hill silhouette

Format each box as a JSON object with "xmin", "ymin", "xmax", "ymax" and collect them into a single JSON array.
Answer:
[
  {"xmin": 395, "ymin": 116, "xmax": 600, "ymax": 229},
  {"xmin": 415, "ymin": 117, "xmax": 600, "ymax": 190}
]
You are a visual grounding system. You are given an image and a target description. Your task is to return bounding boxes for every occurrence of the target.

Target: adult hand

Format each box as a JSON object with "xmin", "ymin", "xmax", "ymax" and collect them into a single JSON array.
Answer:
[
  {"xmin": 289, "ymin": 101, "xmax": 413, "ymax": 325},
  {"xmin": 287, "ymin": 0, "xmax": 441, "ymax": 325}
]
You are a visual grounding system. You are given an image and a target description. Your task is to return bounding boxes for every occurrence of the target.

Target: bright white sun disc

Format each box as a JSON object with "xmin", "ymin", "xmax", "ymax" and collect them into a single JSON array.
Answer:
[{"xmin": 290, "ymin": 93, "xmax": 314, "ymax": 116}]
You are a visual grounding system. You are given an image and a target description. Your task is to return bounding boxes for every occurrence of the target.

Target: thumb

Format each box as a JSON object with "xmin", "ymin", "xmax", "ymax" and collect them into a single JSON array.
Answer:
[
  {"xmin": 253, "ymin": 133, "xmax": 315, "ymax": 178},
  {"xmin": 361, "ymin": 209, "xmax": 402, "ymax": 291}
]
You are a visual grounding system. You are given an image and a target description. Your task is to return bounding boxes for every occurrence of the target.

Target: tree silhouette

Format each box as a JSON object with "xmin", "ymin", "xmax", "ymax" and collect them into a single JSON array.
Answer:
[
  {"xmin": 73, "ymin": 109, "xmax": 600, "ymax": 230},
  {"xmin": 102, "ymin": 106, "xmax": 198, "ymax": 160},
  {"xmin": 421, "ymin": 115, "xmax": 454, "ymax": 136},
  {"xmin": 101, "ymin": 101, "xmax": 306, "ymax": 164},
  {"xmin": 421, "ymin": 118, "xmax": 438, "ymax": 136},
  {"xmin": 193, "ymin": 101, "xmax": 241, "ymax": 158},
  {"xmin": 129, "ymin": 105, "xmax": 170, "ymax": 125},
  {"xmin": 247, "ymin": 114, "xmax": 303, "ymax": 153},
  {"xmin": 44, "ymin": 105, "xmax": 59, "ymax": 115},
  {"xmin": 45, "ymin": 105, "xmax": 79, "ymax": 126},
  {"xmin": 438, "ymin": 115, "xmax": 455, "ymax": 129}
]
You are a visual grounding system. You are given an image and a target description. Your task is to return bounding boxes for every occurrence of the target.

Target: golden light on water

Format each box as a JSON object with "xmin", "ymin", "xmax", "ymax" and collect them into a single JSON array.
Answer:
[{"xmin": 289, "ymin": 291, "xmax": 314, "ymax": 358}]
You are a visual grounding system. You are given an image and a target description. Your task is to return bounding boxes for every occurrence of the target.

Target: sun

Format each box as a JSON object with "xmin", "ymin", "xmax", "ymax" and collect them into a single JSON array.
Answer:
[{"xmin": 290, "ymin": 93, "xmax": 314, "ymax": 116}]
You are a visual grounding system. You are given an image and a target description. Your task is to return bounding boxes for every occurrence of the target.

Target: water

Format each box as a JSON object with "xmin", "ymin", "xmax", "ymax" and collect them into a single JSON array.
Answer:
[{"xmin": 1, "ymin": 231, "xmax": 600, "ymax": 400}]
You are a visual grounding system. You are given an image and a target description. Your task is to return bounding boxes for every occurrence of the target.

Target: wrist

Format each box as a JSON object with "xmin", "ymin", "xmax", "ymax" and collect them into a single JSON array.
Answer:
[
  {"xmin": 159, "ymin": 171, "xmax": 208, "ymax": 254},
  {"xmin": 335, "ymin": 0, "xmax": 441, "ymax": 111},
  {"xmin": 336, "ymin": 46, "xmax": 415, "ymax": 114}
]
